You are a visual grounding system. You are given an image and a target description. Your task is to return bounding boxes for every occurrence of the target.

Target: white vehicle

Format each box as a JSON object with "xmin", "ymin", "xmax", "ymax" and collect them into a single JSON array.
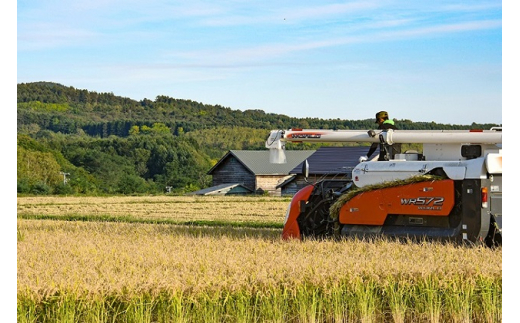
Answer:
[{"xmin": 266, "ymin": 127, "xmax": 502, "ymax": 246}]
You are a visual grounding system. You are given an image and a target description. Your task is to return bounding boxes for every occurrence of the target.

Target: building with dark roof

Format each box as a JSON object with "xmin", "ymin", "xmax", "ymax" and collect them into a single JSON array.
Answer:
[
  {"xmin": 206, "ymin": 150, "xmax": 315, "ymax": 196},
  {"xmin": 201, "ymin": 147, "xmax": 369, "ymax": 196},
  {"xmin": 279, "ymin": 146, "xmax": 369, "ymax": 195},
  {"xmin": 290, "ymin": 146, "xmax": 368, "ymax": 175}
]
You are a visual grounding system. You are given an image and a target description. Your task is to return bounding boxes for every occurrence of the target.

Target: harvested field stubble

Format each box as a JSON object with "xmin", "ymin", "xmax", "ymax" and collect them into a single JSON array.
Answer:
[
  {"xmin": 17, "ymin": 196, "xmax": 502, "ymax": 322},
  {"xmin": 17, "ymin": 196, "xmax": 289, "ymax": 224}
]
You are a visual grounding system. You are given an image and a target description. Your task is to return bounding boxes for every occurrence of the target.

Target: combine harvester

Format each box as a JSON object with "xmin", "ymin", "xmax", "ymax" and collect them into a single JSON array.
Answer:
[{"xmin": 265, "ymin": 127, "xmax": 502, "ymax": 247}]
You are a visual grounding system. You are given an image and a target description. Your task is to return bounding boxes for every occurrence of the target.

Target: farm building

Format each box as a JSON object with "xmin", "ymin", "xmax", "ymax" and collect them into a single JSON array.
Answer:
[
  {"xmin": 201, "ymin": 150, "xmax": 315, "ymax": 196},
  {"xmin": 194, "ymin": 147, "xmax": 370, "ymax": 196}
]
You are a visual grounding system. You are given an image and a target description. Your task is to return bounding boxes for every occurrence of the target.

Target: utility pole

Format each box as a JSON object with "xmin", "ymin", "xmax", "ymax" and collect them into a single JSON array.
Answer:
[{"xmin": 60, "ymin": 172, "xmax": 70, "ymax": 185}]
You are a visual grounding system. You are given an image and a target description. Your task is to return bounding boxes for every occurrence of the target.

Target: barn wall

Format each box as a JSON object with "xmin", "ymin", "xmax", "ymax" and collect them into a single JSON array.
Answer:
[
  {"xmin": 280, "ymin": 175, "xmax": 309, "ymax": 196},
  {"xmin": 211, "ymin": 156, "xmax": 256, "ymax": 191},
  {"xmin": 280, "ymin": 182, "xmax": 299, "ymax": 196},
  {"xmin": 256, "ymin": 175, "xmax": 288, "ymax": 196}
]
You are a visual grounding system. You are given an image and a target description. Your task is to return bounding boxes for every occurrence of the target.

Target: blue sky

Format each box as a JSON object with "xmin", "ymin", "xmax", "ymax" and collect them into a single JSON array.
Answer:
[{"xmin": 17, "ymin": 1, "xmax": 504, "ymax": 125}]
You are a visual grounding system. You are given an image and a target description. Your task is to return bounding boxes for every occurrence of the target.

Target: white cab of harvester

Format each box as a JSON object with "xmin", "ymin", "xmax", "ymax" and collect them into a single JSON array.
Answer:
[{"xmin": 351, "ymin": 142, "xmax": 502, "ymax": 188}]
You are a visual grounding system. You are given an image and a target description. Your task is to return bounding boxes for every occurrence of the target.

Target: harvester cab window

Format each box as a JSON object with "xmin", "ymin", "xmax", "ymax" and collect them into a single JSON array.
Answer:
[{"xmin": 461, "ymin": 145, "xmax": 482, "ymax": 160}]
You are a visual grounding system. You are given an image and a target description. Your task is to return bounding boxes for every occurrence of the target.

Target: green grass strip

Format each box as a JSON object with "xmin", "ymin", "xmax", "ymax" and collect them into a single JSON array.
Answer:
[{"xmin": 17, "ymin": 213, "xmax": 284, "ymax": 229}]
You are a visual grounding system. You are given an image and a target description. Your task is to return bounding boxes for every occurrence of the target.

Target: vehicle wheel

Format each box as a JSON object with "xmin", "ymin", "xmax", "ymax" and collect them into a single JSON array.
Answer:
[{"xmin": 297, "ymin": 204, "xmax": 334, "ymax": 239}]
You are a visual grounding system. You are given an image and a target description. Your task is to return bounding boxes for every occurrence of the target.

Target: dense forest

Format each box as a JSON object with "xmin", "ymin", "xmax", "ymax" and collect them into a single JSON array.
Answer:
[{"xmin": 17, "ymin": 82, "xmax": 501, "ymax": 195}]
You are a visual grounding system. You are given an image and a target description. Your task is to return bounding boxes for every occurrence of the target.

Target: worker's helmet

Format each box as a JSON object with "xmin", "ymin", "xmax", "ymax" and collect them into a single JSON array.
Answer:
[{"xmin": 375, "ymin": 111, "xmax": 388, "ymax": 123}]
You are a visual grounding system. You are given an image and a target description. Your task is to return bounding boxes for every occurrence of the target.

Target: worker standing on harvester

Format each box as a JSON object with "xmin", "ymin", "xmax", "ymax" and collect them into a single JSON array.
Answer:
[{"xmin": 359, "ymin": 111, "xmax": 401, "ymax": 162}]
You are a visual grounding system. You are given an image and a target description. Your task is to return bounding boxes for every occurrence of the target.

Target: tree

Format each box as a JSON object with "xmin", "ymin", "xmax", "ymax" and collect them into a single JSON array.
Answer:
[
  {"xmin": 129, "ymin": 125, "xmax": 140, "ymax": 135},
  {"xmin": 17, "ymin": 147, "xmax": 62, "ymax": 190},
  {"xmin": 132, "ymin": 148, "xmax": 150, "ymax": 176},
  {"xmin": 151, "ymin": 123, "xmax": 170, "ymax": 134}
]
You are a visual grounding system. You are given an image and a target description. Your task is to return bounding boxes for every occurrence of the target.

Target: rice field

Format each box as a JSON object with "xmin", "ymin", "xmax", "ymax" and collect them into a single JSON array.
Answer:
[
  {"xmin": 17, "ymin": 196, "xmax": 502, "ymax": 322},
  {"xmin": 17, "ymin": 195, "xmax": 289, "ymax": 226}
]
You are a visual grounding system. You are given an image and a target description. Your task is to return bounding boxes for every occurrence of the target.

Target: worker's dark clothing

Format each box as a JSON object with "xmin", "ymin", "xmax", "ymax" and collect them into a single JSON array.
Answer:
[{"xmin": 366, "ymin": 120, "xmax": 401, "ymax": 161}]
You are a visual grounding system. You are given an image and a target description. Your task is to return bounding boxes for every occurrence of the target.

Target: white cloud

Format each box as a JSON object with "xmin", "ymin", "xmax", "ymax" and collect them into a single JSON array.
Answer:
[{"xmin": 159, "ymin": 18, "xmax": 501, "ymax": 69}]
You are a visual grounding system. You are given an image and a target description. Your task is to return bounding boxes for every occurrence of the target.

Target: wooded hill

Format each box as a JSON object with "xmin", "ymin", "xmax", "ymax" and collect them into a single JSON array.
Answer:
[{"xmin": 17, "ymin": 82, "xmax": 501, "ymax": 195}]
